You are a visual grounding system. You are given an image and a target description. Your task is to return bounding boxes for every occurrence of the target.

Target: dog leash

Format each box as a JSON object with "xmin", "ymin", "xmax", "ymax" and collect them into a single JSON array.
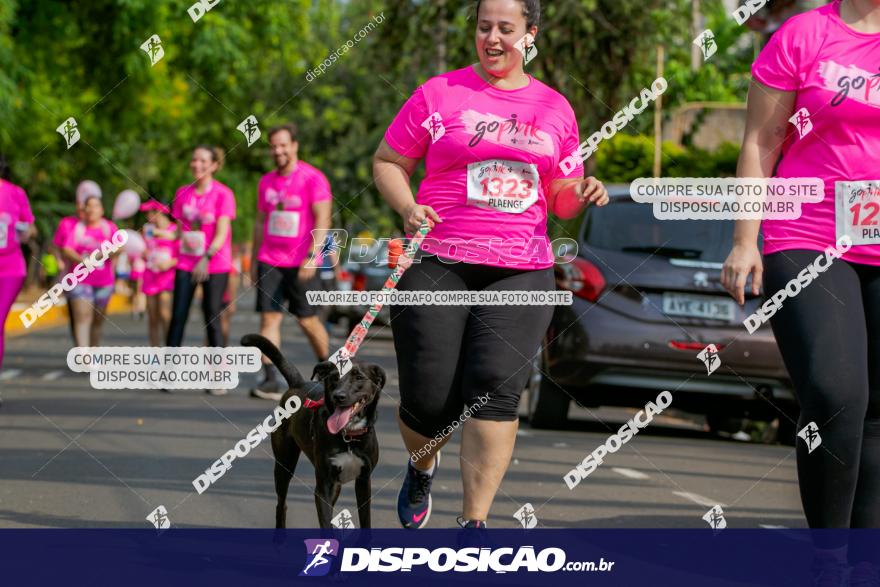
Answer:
[{"xmin": 327, "ymin": 219, "xmax": 432, "ymax": 376}]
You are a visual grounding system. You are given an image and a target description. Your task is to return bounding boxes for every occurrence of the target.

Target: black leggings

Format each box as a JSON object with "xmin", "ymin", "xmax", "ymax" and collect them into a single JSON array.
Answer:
[
  {"xmin": 166, "ymin": 270, "xmax": 229, "ymax": 347},
  {"xmin": 764, "ymin": 251, "xmax": 880, "ymax": 531},
  {"xmin": 390, "ymin": 255, "xmax": 555, "ymax": 439}
]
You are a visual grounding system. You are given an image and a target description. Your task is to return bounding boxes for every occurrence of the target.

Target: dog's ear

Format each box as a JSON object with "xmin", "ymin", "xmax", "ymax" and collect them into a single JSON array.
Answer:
[
  {"xmin": 362, "ymin": 364, "xmax": 386, "ymax": 391},
  {"xmin": 311, "ymin": 361, "xmax": 340, "ymax": 383}
]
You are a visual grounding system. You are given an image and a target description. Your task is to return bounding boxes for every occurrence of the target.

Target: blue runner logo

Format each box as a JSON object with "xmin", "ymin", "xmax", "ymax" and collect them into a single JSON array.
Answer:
[{"xmin": 300, "ymin": 538, "xmax": 339, "ymax": 577}]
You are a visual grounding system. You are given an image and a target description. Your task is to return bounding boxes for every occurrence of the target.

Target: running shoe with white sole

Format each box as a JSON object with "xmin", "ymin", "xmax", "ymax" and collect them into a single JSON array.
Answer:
[
  {"xmin": 397, "ymin": 452, "xmax": 440, "ymax": 529},
  {"xmin": 250, "ymin": 368, "xmax": 284, "ymax": 400}
]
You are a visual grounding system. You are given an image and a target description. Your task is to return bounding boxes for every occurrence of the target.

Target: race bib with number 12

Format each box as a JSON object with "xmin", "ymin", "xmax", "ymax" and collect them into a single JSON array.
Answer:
[
  {"xmin": 836, "ymin": 180, "xmax": 880, "ymax": 245},
  {"xmin": 180, "ymin": 230, "xmax": 206, "ymax": 256},
  {"xmin": 268, "ymin": 210, "xmax": 300, "ymax": 238},
  {"xmin": 466, "ymin": 159, "xmax": 540, "ymax": 214},
  {"xmin": 0, "ymin": 222, "xmax": 7, "ymax": 249}
]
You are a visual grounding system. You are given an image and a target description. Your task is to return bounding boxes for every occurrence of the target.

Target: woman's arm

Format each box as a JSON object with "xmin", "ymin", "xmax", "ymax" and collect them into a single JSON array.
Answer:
[
  {"xmin": 207, "ymin": 216, "xmax": 230, "ymax": 256},
  {"xmin": 153, "ymin": 227, "xmax": 176, "ymax": 240},
  {"xmin": 547, "ymin": 177, "xmax": 609, "ymax": 219},
  {"xmin": 191, "ymin": 216, "xmax": 230, "ymax": 283},
  {"xmin": 373, "ymin": 139, "xmax": 441, "ymax": 233},
  {"xmin": 61, "ymin": 246, "xmax": 81, "ymax": 265},
  {"xmin": 721, "ymin": 80, "xmax": 796, "ymax": 305}
]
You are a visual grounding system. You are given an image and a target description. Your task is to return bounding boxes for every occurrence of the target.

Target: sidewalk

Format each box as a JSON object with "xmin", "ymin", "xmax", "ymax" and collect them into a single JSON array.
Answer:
[{"xmin": 6, "ymin": 286, "xmax": 132, "ymax": 338}]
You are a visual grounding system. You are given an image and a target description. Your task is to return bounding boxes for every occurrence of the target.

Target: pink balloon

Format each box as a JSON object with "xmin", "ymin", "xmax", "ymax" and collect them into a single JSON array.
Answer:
[
  {"xmin": 112, "ymin": 190, "xmax": 141, "ymax": 220},
  {"xmin": 122, "ymin": 229, "xmax": 146, "ymax": 257}
]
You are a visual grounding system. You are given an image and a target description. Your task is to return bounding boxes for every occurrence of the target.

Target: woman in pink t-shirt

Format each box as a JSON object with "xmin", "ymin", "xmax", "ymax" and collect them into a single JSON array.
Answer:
[
  {"xmin": 166, "ymin": 146, "xmax": 237, "ymax": 390},
  {"xmin": 721, "ymin": 0, "xmax": 880, "ymax": 572},
  {"xmin": 53, "ymin": 180, "xmax": 100, "ymax": 343},
  {"xmin": 0, "ymin": 160, "xmax": 36, "ymax": 375},
  {"xmin": 61, "ymin": 193, "xmax": 120, "ymax": 347},
  {"xmin": 373, "ymin": 0, "xmax": 607, "ymax": 529},
  {"xmin": 140, "ymin": 200, "xmax": 178, "ymax": 346}
]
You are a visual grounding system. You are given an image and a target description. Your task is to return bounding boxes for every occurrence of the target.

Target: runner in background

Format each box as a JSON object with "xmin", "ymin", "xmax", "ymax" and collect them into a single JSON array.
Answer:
[
  {"xmin": 721, "ymin": 0, "xmax": 880, "ymax": 582},
  {"xmin": 60, "ymin": 191, "xmax": 119, "ymax": 348},
  {"xmin": 140, "ymin": 200, "xmax": 177, "ymax": 347},
  {"xmin": 53, "ymin": 180, "xmax": 99, "ymax": 343},
  {"xmin": 52, "ymin": 181, "xmax": 97, "ymax": 272},
  {"xmin": 165, "ymin": 145, "xmax": 236, "ymax": 396},
  {"xmin": 0, "ymin": 156, "xmax": 36, "ymax": 404},
  {"xmin": 250, "ymin": 123, "xmax": 332, "ymax": 401},
  {"xmin": 129, "ymin": 253, "xmax": 146, "ymax": 320},
  {"xmin": 374, "ymin": 0, "xmax": 607, "ymax": 529}
]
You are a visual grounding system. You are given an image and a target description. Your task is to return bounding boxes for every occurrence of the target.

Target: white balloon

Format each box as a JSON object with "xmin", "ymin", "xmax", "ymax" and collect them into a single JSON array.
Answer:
[
  {"xmin": 113, "ymin": 190, "xmax": 141, "ymax": 220},
  {"xmin": 75, "ymin": 180, "xmax": 102, "ymax": 206},
  {"xmin": 122, "ymin": 229, "xmax": 147, "ymax": 256}
]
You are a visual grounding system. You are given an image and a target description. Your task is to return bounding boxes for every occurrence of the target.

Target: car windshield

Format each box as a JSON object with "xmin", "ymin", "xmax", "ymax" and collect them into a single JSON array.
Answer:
[{"xmin": 581, "ymin": 199, "xmax": 738, "ymax": 263}]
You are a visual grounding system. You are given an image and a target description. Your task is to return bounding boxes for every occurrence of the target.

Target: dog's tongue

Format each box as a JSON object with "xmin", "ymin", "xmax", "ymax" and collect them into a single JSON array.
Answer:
[{"xmin": 327, "ymin": 406, "xmax": 354, "ymax": 435}]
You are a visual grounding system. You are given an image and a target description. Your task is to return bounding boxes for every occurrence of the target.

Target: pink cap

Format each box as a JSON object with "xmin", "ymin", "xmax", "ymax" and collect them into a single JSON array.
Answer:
[{"xmin": 140, "ymin": 200, "xmax": 170, "ymax": 214}]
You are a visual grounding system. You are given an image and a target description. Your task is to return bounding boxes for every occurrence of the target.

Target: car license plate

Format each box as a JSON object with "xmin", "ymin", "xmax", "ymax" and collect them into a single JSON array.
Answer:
[{"xmin": 662, "ymin": 293, "xmax": 735, "ymax": 322}]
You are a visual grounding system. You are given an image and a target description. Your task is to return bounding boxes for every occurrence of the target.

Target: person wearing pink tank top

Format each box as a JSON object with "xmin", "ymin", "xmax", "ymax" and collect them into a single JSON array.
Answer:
[
  {"xmin": 721, "ymin": 1, "xmax": 880, "ymax": 580},
  {"xmin": 373, "ymin": 0, "xmax": 608, "ymax": 530},
  {"xmin": 0, "ymin": 157, "xmax": 36, "ymax": 400}
]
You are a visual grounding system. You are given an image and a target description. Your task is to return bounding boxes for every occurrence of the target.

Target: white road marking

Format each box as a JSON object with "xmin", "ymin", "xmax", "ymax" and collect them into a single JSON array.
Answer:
[
  {"xmin": 759, "ymin": 524, "xmax": 787, "ymax": 529},
  {"xmin": 42, "ymin": 370, "xmax": 64, "ymax": 381},
  {"xmin": 673, "ymin": 491, "xmax": 726, "ymax": 508},
  {"xmin": 0, "ymin": 369, "xmax": 22, "ymax": 380},
  {"xmin": 612, "ymin": 467, "xmax": 650, "ymax": 480}
]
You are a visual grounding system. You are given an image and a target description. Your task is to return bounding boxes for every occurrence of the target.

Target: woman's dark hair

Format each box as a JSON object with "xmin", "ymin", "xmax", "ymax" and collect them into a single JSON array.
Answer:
[
  {"xmin": 0, "ymin": 154, "xmax": 10, "ymax": 181},
  {"xmin": 475, "ymin": 0, "xmax": 541, "ymax": 29},
  {"xmin": 194, "ymin": 144, "xmax": 225, "ymax": 171}
]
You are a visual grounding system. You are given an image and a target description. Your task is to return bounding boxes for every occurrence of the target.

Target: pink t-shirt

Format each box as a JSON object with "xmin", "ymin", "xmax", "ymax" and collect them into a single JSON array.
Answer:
[
  {"xmin": 256, "ymin": 162, "xmax": 332, "ymax": 268},
  {"xmin": 752, "ymin": 0, "xmax": 880, "ymax": 265},
  {"xmin": 0, "ymin": 180, "xmax": 34, "ymax": 278},
  {"xmin": 384, "ymin": 66, "xmax": 584, "ymax": 269},
  {"xmin": 142, "ymin": 223, "xmax": 178, "ymax": 296},
  {"xmin": 62, "ymin": 219, "xmax": 119, "ymax": 287},
  {"xmin": 53, "ymin": 216, "xmax": 79, "ymax": 249},
  {"xmin": 172, "ymin": 181, "xmax": 236, "ymax": 274}
]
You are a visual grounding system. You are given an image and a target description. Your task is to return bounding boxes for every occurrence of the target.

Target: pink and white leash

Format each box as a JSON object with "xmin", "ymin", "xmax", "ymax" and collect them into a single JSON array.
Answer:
[{"xmin": 327, "ymin": 220, "xmax": 432, "ymax": 375}]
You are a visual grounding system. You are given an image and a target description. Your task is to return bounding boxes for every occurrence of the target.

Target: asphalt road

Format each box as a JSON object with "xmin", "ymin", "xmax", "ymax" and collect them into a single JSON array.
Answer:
[{"xmin": 0, "ymin": 301, "xmax": 805, "ymax": 530}]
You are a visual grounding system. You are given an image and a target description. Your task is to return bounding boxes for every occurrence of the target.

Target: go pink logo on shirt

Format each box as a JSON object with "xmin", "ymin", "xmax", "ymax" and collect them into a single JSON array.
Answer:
[
  {"xmin": 461, "ymin": 110, "xmax": 553, "ymax": 155},
  {"xmin": 820, "ymin": 61, "xmax": 880, "ymax": 108}
]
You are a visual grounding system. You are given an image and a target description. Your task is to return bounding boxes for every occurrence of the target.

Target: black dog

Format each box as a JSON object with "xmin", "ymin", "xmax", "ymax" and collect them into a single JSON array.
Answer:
[{"xmin": 241, "ymin": 334, "xmax": 385, "ymax": 529}]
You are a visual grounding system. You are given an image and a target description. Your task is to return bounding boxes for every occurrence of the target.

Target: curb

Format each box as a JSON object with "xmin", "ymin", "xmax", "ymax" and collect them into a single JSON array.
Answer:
[{"xmin": 6, "ymin": 294, "xmax": 133, "ymax": 338}]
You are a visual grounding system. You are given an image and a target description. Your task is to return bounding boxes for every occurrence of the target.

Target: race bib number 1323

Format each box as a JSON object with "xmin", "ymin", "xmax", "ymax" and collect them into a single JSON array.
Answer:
[
  {"xmin": 466, "ymin": 159, "xmax": 539, "ymax": 214},
  {"xmin": 836, "ymin": 180, "xmax": 880, "ymax": 245}
]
